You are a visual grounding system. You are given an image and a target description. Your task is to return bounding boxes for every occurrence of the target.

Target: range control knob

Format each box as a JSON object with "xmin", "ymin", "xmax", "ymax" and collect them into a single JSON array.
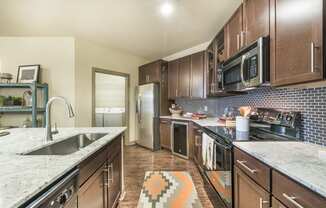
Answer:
[
  {"xmin": 286, "ymin": 115, "xmax": 293, "ymax": 122},
  {"xmin": 58, "ymin": 193, "xmax": 68, "ymax": 205}
]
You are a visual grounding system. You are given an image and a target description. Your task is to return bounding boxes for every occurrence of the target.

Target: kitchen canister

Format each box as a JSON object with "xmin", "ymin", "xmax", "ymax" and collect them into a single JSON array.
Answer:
[{"xmin": 236, "ymin": 116, "xmax": 250, "ymax": 132}]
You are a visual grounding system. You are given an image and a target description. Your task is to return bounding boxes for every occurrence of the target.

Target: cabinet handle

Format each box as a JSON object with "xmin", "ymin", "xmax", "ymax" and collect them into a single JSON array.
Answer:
[
  {"xmin": 236, "ymin": 160, "xmax": 257, "ymax": 174},
  {"xmin": 237, "ymin": 34, "xmax": 240, "ymax": 50},
  {"xmin": 240, "ymin": 31, "xmax": 245, "ymax": 48},
  {"xmin": 310, "ymin": 42, "xmax": 320, "ymax": 73},
  {"xmin": 259, "ymin": 198, "xmax": 269, "ymax": 208},
  {"xmin": 108, "ymin": 163, "xmax": 113, "ymax": 187},
  {"xmin": 282, "ymin": 193, "xmax": 305, "ymax": 208},
  {"xmin": 103, "ymin": 165, "xmax": 109, "ymax": 187},
  {"xmin": 195, "ymin": 136, "xmax": 201, "ymax": 146},
  {"xmin": 176, "ymin": 89, "xmax": 178, "ymax": 97}
]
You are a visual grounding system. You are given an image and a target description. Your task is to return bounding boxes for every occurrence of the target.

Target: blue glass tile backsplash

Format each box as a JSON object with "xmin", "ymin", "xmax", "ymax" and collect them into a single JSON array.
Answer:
[{"xmin": 176, "ymin": 87, "xmax": 326, "ymax": 146}]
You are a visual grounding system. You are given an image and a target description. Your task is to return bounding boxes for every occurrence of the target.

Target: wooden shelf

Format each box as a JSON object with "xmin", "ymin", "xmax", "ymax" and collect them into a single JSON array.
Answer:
[
  {"xmin": 0, "ymin": 82, "xmax": 48, "ymax": 89},
  {"xmin": 0, "ymin": 106, "xmax": 46, "ymax": 113}
]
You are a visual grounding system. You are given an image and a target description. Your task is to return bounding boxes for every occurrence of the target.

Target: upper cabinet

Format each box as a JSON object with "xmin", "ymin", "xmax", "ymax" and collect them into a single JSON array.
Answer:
[
  {"xmin": 242, "ymin": 0, "xmax": 270, "ymax": 46},
  {"xmin": 178, "ymin": 56, "xmax": 191, "ymax": 97},
  {"xmin": 270, "ymin": 0, "xmax": 324, "ymax": 86},
  {"xmin": 139, "ymin": 61, "xmax": 162, "ymax": 85},
  {"xmin": 190, "ymin": 52, "xmax": 205, "ymax": 99},
  {"xmin": 168, "ymin": 60, "xmax": 179, "ymax": 99},
  {"xmin": 225, "ymin": 6, "xmax": 243, "ymax": 59},
  {"xmin": 167, "ymin": 52, "xmax": 206, "ymax": 100}
]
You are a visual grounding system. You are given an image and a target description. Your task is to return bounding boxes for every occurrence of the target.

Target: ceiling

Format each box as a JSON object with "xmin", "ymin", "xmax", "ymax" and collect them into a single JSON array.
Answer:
[{"xmin": 0, "ymin": 0, "xmax": 241, "ymax": 60}]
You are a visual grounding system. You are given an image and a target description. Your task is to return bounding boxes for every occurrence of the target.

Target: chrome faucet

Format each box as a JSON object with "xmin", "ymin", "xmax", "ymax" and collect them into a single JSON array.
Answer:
[{"xmin": 45, "ymin": 96, "xmax": 75, "ymax": 141}]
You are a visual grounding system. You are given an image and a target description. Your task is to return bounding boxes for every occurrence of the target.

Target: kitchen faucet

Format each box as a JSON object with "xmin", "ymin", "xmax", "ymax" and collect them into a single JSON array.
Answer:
[{"xmin": 45, "ymin": 96, "xmax": 75, "ymax": 142}]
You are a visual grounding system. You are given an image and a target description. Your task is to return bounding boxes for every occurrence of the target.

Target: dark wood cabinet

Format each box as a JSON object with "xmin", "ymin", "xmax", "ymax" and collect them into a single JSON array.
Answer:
[
  {"xmin": 192, "ymin": 126, "xmax": 202, "ymax": 166},
  {"xmin": 234, "ymin": 166, "xmax": 270, "ymax": 208},
  {"xmin": 178, "ymin": 56, "xmax": 191, "ymax": 97},
  {"xmin": 160, "ymin": 119, "xmax": 171, "ymax": 150},
  {"xmin": 168, "ymin": 60, "xmax": 179, "ymax": 99},
  {"xmin": 272, "ymin": 197, "xmax": 288, "ymax": 208},
  {"xmin": 78, "ymin": 136, "xmax": 122, "ymax": 208},
  {"xmin": 242, "ymin": 0, "xmax": 269, "ymax": 46},
  {"xmin": 190, "ymin": 52, "xmax": 205, "ymax": 99},
  {"xmin": 139, "ymin": 60, "xmax": 163, "ymax": 85},
  {"xmin": 107, "ymin": 152, "xmax": 121, "ymax": 208},
  {"xmin": 78, "ymin": 163, "xmax": 107, "ymax": 208},
  {"xmin": 272, "ymin": 170, "xmax": 326, "ymax": 208},
  {"xmin": 270, "ymin": 0, "xmax": 324, "ymax": 86},
  {"xmin": 225, "ymin": 6, "xmax": 243, "ymax": 59}
]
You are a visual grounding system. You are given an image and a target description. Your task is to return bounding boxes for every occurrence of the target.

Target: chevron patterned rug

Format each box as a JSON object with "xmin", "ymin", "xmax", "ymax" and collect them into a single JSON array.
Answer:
[{"xmin": 137, "ymin": 171, "xmax": 202, "ymax": 208}]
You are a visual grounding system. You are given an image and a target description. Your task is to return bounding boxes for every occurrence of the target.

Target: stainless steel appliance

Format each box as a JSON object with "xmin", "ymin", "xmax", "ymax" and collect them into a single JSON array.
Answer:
[
  {"xmin": 200, "ymin": 108, "xmax": 301, "ymax": 208},
  {"xmin": 136, "ymin": 83, "xmax": 160, "ymax": 151},
  {"xmin": 222, "ymin": 37, "xmax": 269, "ymax": 92},
  {"xmin": 171, "ymin": 121, "xmax": 189, "ymax": 159},
  {"xmin": 24, "ymin": 169, "xmax": 79, "ymax": 208}
]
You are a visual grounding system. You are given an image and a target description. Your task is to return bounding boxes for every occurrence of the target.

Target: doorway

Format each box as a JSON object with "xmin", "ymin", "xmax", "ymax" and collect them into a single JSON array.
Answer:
[{"xmin": 92, "ymin": 68, "xmax": 130, "ymax": 140}]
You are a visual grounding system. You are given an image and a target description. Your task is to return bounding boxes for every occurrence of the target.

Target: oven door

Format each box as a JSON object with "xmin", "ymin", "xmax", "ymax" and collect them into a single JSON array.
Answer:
[{"xmin": 202, "ymin": 133, "xmax": 232, "ymax": 208}]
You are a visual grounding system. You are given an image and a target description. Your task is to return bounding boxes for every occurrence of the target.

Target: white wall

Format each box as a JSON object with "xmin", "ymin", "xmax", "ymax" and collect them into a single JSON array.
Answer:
[
  {"xmin": 0, "ymin": 37, "xmax": 75, "ymax": 127},
  {"xmin": 75, "ymin": 39, "xmax": 148, "ymax": 144}
]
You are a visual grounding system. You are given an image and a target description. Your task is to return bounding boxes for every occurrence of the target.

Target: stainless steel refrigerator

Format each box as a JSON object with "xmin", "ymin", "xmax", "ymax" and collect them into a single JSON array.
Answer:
[{"xmin": 136, "ymin": 83, "xmax": 160, "ymax": 151}]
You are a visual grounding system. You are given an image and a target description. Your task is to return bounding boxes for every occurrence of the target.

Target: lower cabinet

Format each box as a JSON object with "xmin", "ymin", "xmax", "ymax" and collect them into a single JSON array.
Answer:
[
  {"xmin": 193, "ymin": 126, "xmax": 203, "ymax": 166},
  {"xmin": 160, "ymin": 119, "xmax": 171, "ymax": 150},
  {"xmin": 107, "ymin": 152, "xmax": 122, "ymax": 208},
  {"xmin": 78, "ymin": 136, "xmax": 122, "ymax": 208},
  {"xmin": 234, "ymin": 166, "xmax": 270, "ymax": 208},
  {"xmin": 272, "ymin": 197, "xmax": 287, "ymax": 208},
  {"xmin": 78, "ymin": 163, "xmax": 107, "ymax": 208}
]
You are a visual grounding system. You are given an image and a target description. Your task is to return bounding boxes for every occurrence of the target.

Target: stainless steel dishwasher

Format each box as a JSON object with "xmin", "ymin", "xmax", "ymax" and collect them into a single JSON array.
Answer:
[
  {"xmin": 24, "ymin": 169, "xmax": 79, "ymax": 208},
  {"xmin": 171, "ymin": 121, "xmax": 189, "ymax": 159}
]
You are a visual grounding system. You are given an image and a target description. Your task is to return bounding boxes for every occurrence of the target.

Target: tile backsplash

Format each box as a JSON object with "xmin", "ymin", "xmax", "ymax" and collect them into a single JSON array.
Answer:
[{"xmin": 176, "ymin": 87, "xmax": 326, "ymax": 146}]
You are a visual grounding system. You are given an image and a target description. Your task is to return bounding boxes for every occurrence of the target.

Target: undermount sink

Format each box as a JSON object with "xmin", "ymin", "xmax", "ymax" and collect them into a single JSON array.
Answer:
[{"xmin": 25, "ymin": 133, "xmax": 107, "ymax": 155}]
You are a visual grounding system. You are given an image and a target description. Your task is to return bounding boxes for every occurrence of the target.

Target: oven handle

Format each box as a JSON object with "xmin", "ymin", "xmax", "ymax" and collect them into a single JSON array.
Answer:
[{"xmin": 240, "ymin": 54, "xmax": 250, "ymax": 87}]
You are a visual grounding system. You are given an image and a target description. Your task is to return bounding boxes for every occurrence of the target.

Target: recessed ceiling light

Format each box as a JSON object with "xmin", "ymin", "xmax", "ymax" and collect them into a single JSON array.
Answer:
[{"xmin": 160, "ymin": 2, "xmax": 173, "ymax": 17}]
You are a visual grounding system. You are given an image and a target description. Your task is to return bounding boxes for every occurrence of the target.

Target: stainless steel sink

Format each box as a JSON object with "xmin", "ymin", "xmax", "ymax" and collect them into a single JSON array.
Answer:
[{"xmin": 25, "ymin": 133, "xmax": 107, "ymax": 155}]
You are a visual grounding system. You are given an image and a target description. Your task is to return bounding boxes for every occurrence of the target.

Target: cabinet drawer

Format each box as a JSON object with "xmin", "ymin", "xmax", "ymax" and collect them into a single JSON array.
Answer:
[
  {"xmin": 234, "ymin": 148, "xmax": 271, "ymax": 191},
  {"xmin": 272, "ymin": 170, "xmax": 326, "ymax": 208}
]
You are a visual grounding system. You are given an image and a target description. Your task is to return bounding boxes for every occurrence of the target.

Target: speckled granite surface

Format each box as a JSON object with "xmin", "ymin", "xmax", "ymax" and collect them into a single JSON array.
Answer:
[
  {"xmin": 233, "ymin": 142, "xmax": 326, "ymax": 198},
  {"xmin": 0, "ymin": 127, "xmax": 126, "ymax": 208}
]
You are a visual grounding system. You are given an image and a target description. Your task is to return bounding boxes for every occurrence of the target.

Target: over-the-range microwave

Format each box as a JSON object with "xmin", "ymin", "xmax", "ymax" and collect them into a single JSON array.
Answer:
[{"xmin": 221, "ymin": 37, "xmax": 270, "ymax": 92}]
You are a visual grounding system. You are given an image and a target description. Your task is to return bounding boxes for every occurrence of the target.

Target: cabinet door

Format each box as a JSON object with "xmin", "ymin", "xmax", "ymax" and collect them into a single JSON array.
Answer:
[
  {"xmin": 272, "ymin": 197, "xmax": 288, "ymax": 208},
  {"xmin": 108, "ymin": 153, "xmax": 121, "ymax": 208},
  {"xmin": 168, "ymin": 60, "xmax": 179, "ymax": 99},
  {"xmin": 178, "ymin": 56, "xmax": 191, "ymax": 97},
  {"xmin": 270, "ymin": 0, "xmax": 324, "ymax": 86},
  {"xmin": 243, "ymin": 0, "xmax": 269, "ymax": 45},
  {"xmin": 190, "ymin": 52, "xmax": 205, "ymax": 99},
  {"xmin": 193, "ymin": 129, "xmax": 202, "ymax": 166},
  {"xmin": 139, "ymin": 66, "xmax": 147, "ymax": 85},
  {"xmin": 160, "ymin": 120, "xmax": 171, "ymax": 150},
  {"xmin": 148, "ymin": 62, "xmax": 161, "ymax": 83},
  {"xmin": 78, "ymin": 163, "xmax": 106, "ymax": 208},
  {"xmin": 234, "ymin": 166, "xmax": 270, "ymax": 208},
  {"xmin": 226, "ymin": 6, "xmax": 243, "ymax": 59}
]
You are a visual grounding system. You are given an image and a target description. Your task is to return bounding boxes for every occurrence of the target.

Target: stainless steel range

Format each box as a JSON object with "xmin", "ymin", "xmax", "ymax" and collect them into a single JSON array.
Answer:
[{"xmin": 199, "ymin": 108, "xmax": 301, "ymax": 208}]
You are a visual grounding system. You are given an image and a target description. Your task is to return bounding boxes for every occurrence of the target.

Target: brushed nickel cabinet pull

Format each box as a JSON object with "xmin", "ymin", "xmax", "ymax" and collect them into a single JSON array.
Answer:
[
  {"xmin": 240, "ymin": 31, "xmax": 245, "ymax": 48},
  {"xmin": 236, "ymin": 160, "xmax": 257, "ymax": 174},
  {"xmin": 259, "ymin": 198, "xmax": 269, "ymax": 208},
  {"xmin": 282, "ymin": 193, "xmax": 305, "ymax": 208},
  {"xmin": 311, "ymin": 42, "xmax": 321, "ymax": 73},
  {"xmin": 108, "ymin": 163, "xmax": 114, "ymax": 186},
  {"xmin": 237, "ymin": 34, "xmax": 240, "ymax": 50}
]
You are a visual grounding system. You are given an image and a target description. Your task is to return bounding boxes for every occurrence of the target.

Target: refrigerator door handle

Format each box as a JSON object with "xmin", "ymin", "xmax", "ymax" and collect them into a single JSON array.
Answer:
[{"xmin": 137, "ymin": 98, "xmax": 142, "ymax": 122}]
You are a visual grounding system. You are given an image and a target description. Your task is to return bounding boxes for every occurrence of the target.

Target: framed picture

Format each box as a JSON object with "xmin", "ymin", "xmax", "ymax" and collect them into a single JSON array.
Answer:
[{"xmin": 17, "ymin": 65, "xmax": 40, "ymax": 83}]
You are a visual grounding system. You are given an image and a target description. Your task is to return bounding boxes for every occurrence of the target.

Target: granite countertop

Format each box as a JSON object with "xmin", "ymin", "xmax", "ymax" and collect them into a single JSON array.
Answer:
[
  {"xmin": 233, "ymin": 141, "xmax": 326, "ymax": 198},
  {"xmin": 160, "ymin": 116, "xmax": 221, "ymax": 127},
  {"xmin": 0, "ymin": 127, "xmax": 126, "ymax": 208}
]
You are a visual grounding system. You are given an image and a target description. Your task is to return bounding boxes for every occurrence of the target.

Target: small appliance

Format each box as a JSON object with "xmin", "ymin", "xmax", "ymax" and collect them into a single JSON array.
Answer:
[{"xmin": 221, "ymin": 37, "xmax": 270, "ymax": 92}]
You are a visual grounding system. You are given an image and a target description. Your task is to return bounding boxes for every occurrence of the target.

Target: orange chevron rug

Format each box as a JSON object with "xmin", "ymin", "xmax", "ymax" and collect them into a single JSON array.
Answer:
[{"xmin": 137, "ymin": 171, "xmax": 202, "ymax": 208}]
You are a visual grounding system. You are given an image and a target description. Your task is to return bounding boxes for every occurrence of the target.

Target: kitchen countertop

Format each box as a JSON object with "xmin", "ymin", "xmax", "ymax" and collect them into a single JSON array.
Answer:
[
  {"xmin": 160, "ymin": 116, "xmax": 221, "ymax": 127},
  {"xmin": 233, "ymin": 141, "xmax": 326, "ymax": 198},
  {"xmin": 0, "ymin": 127, "xmax": 126, "ymax": 208}
]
